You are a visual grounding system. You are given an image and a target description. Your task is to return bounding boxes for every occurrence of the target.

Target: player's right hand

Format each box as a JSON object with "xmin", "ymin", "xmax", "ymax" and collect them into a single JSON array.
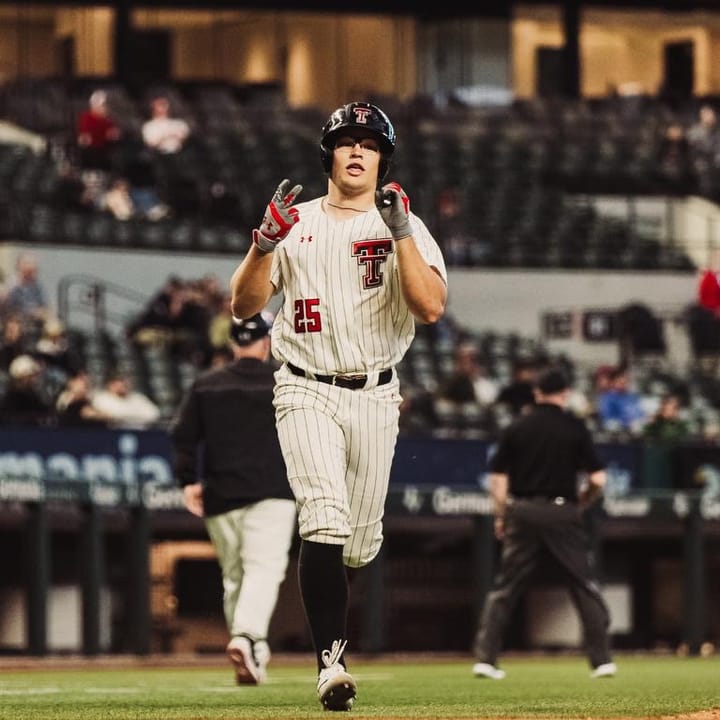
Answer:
[{"xmin": 253, "ymin": 179, "xmax": 303, "ymax": 254}]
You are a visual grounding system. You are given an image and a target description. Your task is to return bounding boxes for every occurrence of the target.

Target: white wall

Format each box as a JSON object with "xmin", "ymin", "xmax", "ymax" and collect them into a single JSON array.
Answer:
[{"xmin": 0, "ymin": 585, "xmax": 112, "ymax": 650}]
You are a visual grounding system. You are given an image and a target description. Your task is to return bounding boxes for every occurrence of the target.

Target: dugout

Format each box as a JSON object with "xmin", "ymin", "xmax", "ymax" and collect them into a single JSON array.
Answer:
[{"xmin": 0, "ymin": 429, "xmax": 718, "ymax": 657}]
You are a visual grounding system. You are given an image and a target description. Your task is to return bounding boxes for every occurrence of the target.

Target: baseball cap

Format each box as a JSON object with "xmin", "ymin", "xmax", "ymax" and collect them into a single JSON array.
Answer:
[
  {"xmin": 9, "ymin": 354, "xmax": 41, "ymax": 379},
  {"xmin": 536, "ymin": 367, "xmax": 570, "ymax": 394},
  {"xmin": 229, "ymin": 312, "xmax": 272, "ymax": 346}
]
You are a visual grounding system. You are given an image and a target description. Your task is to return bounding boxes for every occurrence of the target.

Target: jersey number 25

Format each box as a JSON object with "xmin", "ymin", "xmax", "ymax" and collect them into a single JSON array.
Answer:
[{"xmin": 294, "ymin": 298, "xmax": 322, "ymax": 333}]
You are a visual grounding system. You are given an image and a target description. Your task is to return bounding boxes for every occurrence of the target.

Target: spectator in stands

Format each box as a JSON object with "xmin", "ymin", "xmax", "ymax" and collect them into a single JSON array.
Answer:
[
  {"xmin": 56, "ymin": 370, "xmax": 111, "ymax": 427},
  {"xmin": 121, "ymin": 148, "xmax": 172, "ymax": 221},
  {"xmin": 205, "ymin": 278, "xmax": 236, "ymax": 357},
  {"xmin": 127, "ymin": 275, "xmax": 185, "ymax": 345},
  {"xmin": 76, "ymin": 89, "xmax": 122, "ymax": 173},
  {"xmin": 555, "ymin": 362, "xmax": 592, "ymax": 421},
  {"xmin": 439, "ymin": 341, "xmax": 498, "ymax": 407},
  {"xmin": 142, "ymin": 94, "xmax": 191, "ymax": 156},
  {"xmin": 100, "ymin": 173, "xmax": 169, "ymax": 222},
  {"xmin": 140, "ymin": 94, "xmax": 197, "ymax": 216},
  {"xmin": 687, "ymin": 104, "xmax": 720, "ymax": 198},
  {"xmin": 91, "ymin": 372, "xmax": 161, "ymax": 429},
  {"xmin": 643, "ymin": 393, "xmax": 689, "ymax": 445},
  {"xmin": 53, "ymin": 159, "xmax": 99, "ymax": 213},
  {"xmin": 687, "ymin": 104, "xmax": 720, "ymax": 159},
  {"xmin": 100, "ymin": 177, "xmax": 136, "ymax": 221},
  {"xmin": 127, "ymin": 275, "xmax": 212, "ymax": 367},
  {"xmin": 657, "ymin": 122, "xmax": 693, "ymax": 192},
  {"xmin": 495, "ymin": 359, "xmax": 538, "ymax": 418},
  {"xmin": 34, "ymin": 317, "xmax": 83, "ymax": 391},
  {"xmin": 0, "ymin": 315, "xmax": 27, "ymax": 371},
  {"xmin": 697, "ymin": 251, "xmax": 720, "ymax": 317},
  {"xmin": 4, "ymin": 251, "xmax": 50, "ymax": 330},
  {"xmin": 208, "ymin": 294, "xmax": 234, "ymax": 355},
  {"xmin": 641, "ymin": 392, "xmax": 690, "ymax": 490},
  {"xmin": 595, "ymin": 366, "xmax": 646, "ymax": 435},
  {"xmin": 0, "ymin": 354, "xmax": 53, "ymax": 426}
]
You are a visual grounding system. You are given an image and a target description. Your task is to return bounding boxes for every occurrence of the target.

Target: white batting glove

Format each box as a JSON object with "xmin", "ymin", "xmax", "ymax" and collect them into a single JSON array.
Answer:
[
  {"xmin": 253, "ymin": 179, "xmax": 303, "ymax": 254},
  {"xmin": 375, "ymin": 181, "xmax": 412, "ymax": 240}
]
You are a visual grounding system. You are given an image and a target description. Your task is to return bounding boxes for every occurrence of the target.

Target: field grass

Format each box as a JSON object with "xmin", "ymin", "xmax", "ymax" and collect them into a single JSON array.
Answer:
[{"xmin": 0, "ymin": 654, "xmax": 718, "ymax": 720}]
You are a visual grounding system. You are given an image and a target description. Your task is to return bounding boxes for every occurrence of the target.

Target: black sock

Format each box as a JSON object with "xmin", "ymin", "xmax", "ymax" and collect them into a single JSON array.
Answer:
[{"xmin": 298, "ymin": 540, "xmax": 348, "ymax": 672}]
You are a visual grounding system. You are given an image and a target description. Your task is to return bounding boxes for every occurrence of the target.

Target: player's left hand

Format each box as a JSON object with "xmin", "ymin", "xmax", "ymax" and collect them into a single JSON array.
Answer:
[{"xmin": 375, "ymin": 181, "xmax": 412, "ymax": 240}]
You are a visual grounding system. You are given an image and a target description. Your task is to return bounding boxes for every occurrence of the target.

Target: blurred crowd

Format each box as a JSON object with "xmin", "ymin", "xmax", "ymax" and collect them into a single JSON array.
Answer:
[
  {"xmin": 56, "ymin": 88, "xmax": 199, "ymax": 225},
  {"xmin": 0, "ymin": 251, "xmax": 238, "ymax": 429},
  {"xmin": 1, "ymin": 248, "xmax": 719, "ymax": 454},
  {"xmin": 399, "ymin": 332, "xmax": 718, "ymax": 449}
]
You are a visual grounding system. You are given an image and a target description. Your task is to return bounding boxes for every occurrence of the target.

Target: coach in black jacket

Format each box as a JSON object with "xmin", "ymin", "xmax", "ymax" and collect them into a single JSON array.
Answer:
[
  {"xmin": 471, "ymin": 367, "xmax": 616, "ymax": 681},
  {"xmin": 171, "ymin": 312, "xmax": 296, "ymax": 686}
]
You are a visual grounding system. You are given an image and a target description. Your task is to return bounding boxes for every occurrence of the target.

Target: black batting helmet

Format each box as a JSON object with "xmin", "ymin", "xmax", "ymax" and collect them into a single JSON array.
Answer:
[
  {"xmin": 229, "ymin": 312, "xmax": 272, "ymax": 346},
  {"xmin": 320, "ymin": 101, "xmax": 396, "ymax": 180}
]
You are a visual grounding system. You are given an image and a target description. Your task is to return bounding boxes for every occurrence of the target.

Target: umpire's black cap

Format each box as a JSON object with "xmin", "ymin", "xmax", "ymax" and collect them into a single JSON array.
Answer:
[
  {"xmin": 229, "ymin": 312, "xmax": 271, "ymax": 346},
  {"xmin": 536, "ymin": 367, "xmax": 571, "ymax": 394}
]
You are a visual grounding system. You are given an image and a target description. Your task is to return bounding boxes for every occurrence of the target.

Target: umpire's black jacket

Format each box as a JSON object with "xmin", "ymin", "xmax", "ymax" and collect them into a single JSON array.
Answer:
[
  {"xmin": 170, "ymin": 358, "xmax": 293, "ymax": 517},
  {"xmin": 490, "ymin": 403, "xmax": 604, "ymax": 499}
]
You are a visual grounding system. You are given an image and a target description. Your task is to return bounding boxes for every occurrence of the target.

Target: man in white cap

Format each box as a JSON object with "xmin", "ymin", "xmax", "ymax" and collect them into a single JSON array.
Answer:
[{"xmin": 0, "ymin": 354, "xmax": 52, "ymax": 426}]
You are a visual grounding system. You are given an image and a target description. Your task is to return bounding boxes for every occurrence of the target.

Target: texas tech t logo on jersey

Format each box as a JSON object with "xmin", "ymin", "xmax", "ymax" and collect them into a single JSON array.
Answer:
[{"xmin": 352, "ymin": 239, "xmax": 393, "ymax": 288}]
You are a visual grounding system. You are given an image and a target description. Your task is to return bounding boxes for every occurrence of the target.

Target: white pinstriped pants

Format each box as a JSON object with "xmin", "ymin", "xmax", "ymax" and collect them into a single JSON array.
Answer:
[
  {"xmin": 273, "ymin": 363, "xmax": 401, "ymax": 568},
  {"xmin": 204, "ymin": 498, "xmax": 297, "ymax": 640}
]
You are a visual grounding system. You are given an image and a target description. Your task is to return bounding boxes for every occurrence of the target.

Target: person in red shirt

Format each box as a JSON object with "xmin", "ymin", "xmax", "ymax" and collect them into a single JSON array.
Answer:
[
  {"xmin": 76, "ymin": 90, "xmax": 121, "ymax": 172},
  {"xmin": 697, "ymin": 266, "xmax": 720, "ymax": 316}
]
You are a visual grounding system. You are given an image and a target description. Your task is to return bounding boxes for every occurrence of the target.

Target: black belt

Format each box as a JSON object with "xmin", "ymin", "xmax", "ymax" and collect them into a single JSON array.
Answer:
[
  {"xmin": 512, "ymin": 495, "xmax": 576, "ymax": 505},
  {"xmin": 287, "ymin": 362, "xmax": 392, "ymax": 390}
]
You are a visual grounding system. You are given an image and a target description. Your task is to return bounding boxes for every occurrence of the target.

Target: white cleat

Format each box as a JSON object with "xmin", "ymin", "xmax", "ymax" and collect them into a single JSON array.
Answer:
[
  {"xmin": 590, "ymin": 662, "xmax": 617, "ymax": 679},
  {"xmin": 317, "ymin": 639, "xmax": 357, "ymax": 711},
  {"xmin": 226, "ymin": 636, "xmax": 263, "ymax": 685},
  {"xmin": 252, "ymin": 639, "xmax": 271, "ymax": 684},
  {"xmin": 472, "ymin": 662, "xmax": 506, "ymax": 680}
]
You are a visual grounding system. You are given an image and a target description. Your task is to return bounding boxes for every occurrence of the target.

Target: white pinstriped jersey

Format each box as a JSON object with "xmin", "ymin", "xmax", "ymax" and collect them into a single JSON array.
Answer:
[{"xmin": 269, "ymin": 196, "xmax": 447, "ymax": 375}]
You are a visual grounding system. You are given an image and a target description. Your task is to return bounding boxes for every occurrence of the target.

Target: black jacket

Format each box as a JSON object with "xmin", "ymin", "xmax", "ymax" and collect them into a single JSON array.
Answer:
[
  {"xmin": 170, "ymin": 357, "xmax": 292, "ymax": 517},
  {"xmin": 490, "ymin": 403, "xmax": 604, "ymax": 500}
]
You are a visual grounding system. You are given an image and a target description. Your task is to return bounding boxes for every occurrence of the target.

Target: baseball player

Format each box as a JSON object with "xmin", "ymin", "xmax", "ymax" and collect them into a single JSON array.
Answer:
[
  {"xmin": 170, "ymin": 313, "xmax": 296, "ymax": 685},
  {"xmin": 230, "ymin": 101, "xmax": 447, "ymax": 710}
]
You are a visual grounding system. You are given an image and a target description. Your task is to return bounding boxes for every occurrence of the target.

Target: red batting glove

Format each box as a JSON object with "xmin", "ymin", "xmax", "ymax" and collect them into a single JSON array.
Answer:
[{"xmin": 253, "ymin": 179, "xmax": 303, "ymax": 253}]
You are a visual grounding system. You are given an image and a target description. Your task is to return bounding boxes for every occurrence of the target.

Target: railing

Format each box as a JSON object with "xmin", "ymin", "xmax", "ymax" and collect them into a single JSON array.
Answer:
[{"xmin": 57, "ymin": 273, "xmax": 149, "ymax": 335}]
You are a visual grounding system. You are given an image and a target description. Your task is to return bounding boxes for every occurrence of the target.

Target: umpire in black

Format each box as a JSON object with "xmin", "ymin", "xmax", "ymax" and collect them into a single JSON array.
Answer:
[
  {"xmin": 472, "ymin": 366, "xmax": 616, "ymax": 680},
  {"xmin": 171, "ymin": 312, "xmax": 296, "ymax": 686}
]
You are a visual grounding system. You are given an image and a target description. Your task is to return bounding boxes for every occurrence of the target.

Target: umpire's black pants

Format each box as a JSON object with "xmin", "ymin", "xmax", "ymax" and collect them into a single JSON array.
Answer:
[{"xmin": 473, "ymin": 497, "xmax": 612, "ymax": 669}]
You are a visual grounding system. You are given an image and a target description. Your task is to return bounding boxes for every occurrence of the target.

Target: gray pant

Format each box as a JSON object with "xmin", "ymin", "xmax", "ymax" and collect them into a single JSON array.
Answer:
[
  {"xmin": 473, "ymin": 498, "xmax": 612, "ymax": 669},
  {"xmin": 205, "ymin": 498, "xmax": 297, "ymax": 641}
]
